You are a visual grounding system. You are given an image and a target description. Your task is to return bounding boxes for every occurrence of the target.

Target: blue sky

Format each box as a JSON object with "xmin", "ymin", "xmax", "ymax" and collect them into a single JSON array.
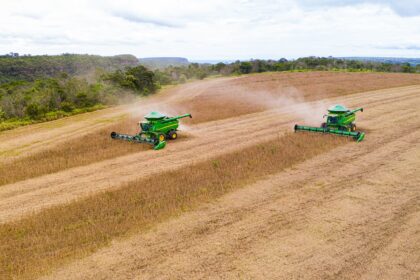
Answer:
[{"xmin": 1, "ymin": 0, "xmax": 419, "ymax": 59}]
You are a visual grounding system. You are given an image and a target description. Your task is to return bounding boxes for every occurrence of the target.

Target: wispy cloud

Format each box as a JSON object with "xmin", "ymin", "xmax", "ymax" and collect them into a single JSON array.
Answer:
[
  {"xmin": 376, "ymin": 44, "xmax": 420, "ymax": 51},
  {"xmin": 13, "ymin": 12, "xmax": 44, "ymax": 20},
  {"xmin": 296, "ymin": 0, "xmax": 420, "ymax": 17},
  {"xmin": 112, "ymin": 11, "xmax": 181, "ymax": 28}
]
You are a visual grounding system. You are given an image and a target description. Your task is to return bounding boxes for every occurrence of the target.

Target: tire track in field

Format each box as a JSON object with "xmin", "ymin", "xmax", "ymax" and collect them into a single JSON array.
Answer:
[
  {"xmin": 0, "ymin": 86, "xmax": 419, "ymax": 224},
  {"xmin": 0, "ymin": 74, "xmax": 418, "ymax": 162},
  {"xmin": 41, "ymin": 95, "xmax": 420, "ymax": 280}
]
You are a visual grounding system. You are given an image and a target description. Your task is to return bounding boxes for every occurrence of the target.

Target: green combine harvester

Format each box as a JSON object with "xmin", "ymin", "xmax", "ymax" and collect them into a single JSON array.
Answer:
[
  {"xmin": 294, "ymin": 104, "xmax": 365, "ymax": 142},
  {"xmin": 111, "ymin": 112, "xmax": 192, "ymax": 150}
]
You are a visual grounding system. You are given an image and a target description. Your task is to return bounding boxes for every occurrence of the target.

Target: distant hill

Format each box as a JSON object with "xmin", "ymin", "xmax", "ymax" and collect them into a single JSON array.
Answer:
[
  {"xmin": 138, "ymin": 57, "xmax": 189, "ymax": 69},
  {"xmin": 0, "ymin": 54, "xmax": 139, "ymax": 84},
  {"xmin": 190, "ymin": 59, "xmax": 236, "ymax": 64},
  {"xmin": 340, "ymin": 57, "xmax": 420, "ymax": 66}
]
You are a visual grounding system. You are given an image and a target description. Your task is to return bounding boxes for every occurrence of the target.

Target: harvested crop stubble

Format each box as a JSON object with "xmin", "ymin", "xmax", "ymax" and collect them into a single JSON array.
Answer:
[
  {"xmin": 0, "ymin": 133, "xmax": 347, "ymax": 279},
  {"xmin": 0, "ymin": 117, "xmax": 146, "ymax": 186}
]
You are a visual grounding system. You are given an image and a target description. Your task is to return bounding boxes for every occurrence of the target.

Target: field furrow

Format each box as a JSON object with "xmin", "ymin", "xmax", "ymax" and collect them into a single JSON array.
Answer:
[
  {"xmin": 0, "ymin": 72, "xmax": 419, "ymax": 280},
  {"xmin": 41, "ymin": 88, "xmax": 420, "ymax": 280},
  {"xmin": 0, "ymin": 85, "xmax": 418, "ymax": 224}
]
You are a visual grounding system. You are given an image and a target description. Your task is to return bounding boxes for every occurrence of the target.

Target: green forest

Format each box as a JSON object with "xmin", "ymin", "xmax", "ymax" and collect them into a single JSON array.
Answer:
[{"xmin": 0, "ymin": 54, "xmax": 419, "ymax": 131}]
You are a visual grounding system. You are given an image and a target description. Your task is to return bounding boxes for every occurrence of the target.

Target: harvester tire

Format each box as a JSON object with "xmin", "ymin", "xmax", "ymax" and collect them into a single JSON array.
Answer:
[
  {"xmin": 168, "ymin": 131, "xmax": 178, "ymax": 140},
  {"xmin": 158, "ymin": 134, "xmax": 165, "ymax": 142}
]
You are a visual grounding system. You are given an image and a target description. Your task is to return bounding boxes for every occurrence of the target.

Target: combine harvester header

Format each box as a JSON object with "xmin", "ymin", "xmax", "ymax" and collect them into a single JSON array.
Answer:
[
  {"xmin": 294, "ymin": 104, "xmax": 365, "ymax": 142},
  {"xmin": 111, "ymin": 112, "xmax": 192, "ymax": 150}
]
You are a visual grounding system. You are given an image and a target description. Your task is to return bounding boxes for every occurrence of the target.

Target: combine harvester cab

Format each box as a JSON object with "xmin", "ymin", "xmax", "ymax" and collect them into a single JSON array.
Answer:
[
  {"xmin": 294, "ymin": 104, "xmax": 365, "ymax": 142},
  {"xmin": 111, "ymin": 112, "xmax": 192, "ymax": 150}
]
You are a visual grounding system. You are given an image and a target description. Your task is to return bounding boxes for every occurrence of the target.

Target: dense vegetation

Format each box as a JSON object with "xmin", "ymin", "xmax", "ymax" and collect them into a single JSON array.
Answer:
[
  {"xmin": 341, "ymin": 56, "xmax": 420, "ymax": 66},
  {"xmin": 102, "ymin": 65, "xmax": 158, "ymax": 94},
  {"xmin": 1, "ymin": 54, "xmax": 419, "ymax": 131},
  {"xmin": 0, "ymin": 54, "xmax": 138, "ymax": 84},
  {"xmin": 0, "ymin": 64, "xmax": 157, "ymax": 131},
  {"xmin": 138, "ymin": 57, "xmax": 189, "ymax": 69},
  {"xmin": 155, "ymin": 57, "xmax": 420, "ymax": 84}
]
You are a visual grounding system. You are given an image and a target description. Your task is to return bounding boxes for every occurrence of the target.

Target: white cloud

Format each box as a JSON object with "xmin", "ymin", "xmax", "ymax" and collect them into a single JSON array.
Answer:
[
  {"xmin": 0, "ymin": 0, "xmax": 419, "ymax": 59},
  {"xmin": 296, "ymin": 0, "xmax": 420, "ymax": 17}
]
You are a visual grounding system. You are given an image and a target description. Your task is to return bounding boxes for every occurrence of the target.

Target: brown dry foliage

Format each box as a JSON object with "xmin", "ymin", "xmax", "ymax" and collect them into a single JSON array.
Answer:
[
  {"xmin": 0, "ymin": 133, "xmax": 347, "ymax": 279},
  {"xmin": 0, "ymin": 118, "xmax": 146, "ymax": 186}
]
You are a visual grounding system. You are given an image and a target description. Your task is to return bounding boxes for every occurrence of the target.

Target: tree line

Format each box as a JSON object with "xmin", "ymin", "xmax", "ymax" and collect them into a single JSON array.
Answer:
[
  {"xmin": 0, "ymin": 54, "xmax": 139, "ymax": 84},
  {"xmin": 155, "ymin": 57, "xmax": 420, "ymax": 84}
]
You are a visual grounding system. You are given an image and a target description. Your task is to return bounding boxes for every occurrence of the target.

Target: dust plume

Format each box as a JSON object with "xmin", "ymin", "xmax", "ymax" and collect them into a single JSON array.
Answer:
[
  {"xmin": 121, "ymin": 96, "xmax": 194, "ymax": 132},
  {"xmin": 222, "ymin": 85, "xmax": 330, "ymax": 126},
  {"xmin": 117, "ymin": 82, "xmax": 330, "ymax": 128}
]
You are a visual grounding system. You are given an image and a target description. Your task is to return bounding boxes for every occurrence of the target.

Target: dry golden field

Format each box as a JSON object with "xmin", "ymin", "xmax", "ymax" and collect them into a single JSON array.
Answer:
[{"xmin": 0, "ymin": 72, "xmax": 419, "ymax": 280}]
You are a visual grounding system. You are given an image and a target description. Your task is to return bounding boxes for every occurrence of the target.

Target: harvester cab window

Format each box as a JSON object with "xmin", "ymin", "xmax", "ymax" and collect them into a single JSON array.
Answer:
[
  {"xmin": 140, "ymin": 122, "xmax": 151, "ymax": 131},
  {"xmin": 328, "ymin": 116, "xmax": 338, "ymax": 124}
]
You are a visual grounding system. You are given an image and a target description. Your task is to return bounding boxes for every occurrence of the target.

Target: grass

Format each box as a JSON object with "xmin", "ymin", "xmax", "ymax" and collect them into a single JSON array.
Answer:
[
  {"xmin": 0, "ymin": 133, "xmax": 347, "ymax": 279},
  {"xmin": 0, "ymin": 119, "xmax": 34, "ymax": 131},
  {"xmin": 0, "ymin": 105, "xmax": 107, "ymax": 132},
  {"xmin": 0, "ymin": 117, "xmax": 147, "ymax": 186}
]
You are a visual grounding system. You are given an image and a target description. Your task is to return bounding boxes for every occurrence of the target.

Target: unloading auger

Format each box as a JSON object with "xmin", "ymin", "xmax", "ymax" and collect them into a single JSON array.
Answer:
[
  {"xmin": 111, "ymin": 112, "xmax": 192, "ymax": 150},
  {"xmin": 294, "ymin": 104, "xmax": 365, "ymax": 142}
]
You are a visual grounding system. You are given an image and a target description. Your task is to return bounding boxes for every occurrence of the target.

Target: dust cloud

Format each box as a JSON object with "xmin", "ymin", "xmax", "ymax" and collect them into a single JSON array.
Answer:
[
  {"xmin": 222, "ymin": 85, "xmax": 330, "ymax": 126},
  {"xmin": 119, "ymin": 82, "xmax": 331, "ymax": 129},
  {"xmin": 122, "ymin": 97, "xmax": 195, "ymax": 132}
]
